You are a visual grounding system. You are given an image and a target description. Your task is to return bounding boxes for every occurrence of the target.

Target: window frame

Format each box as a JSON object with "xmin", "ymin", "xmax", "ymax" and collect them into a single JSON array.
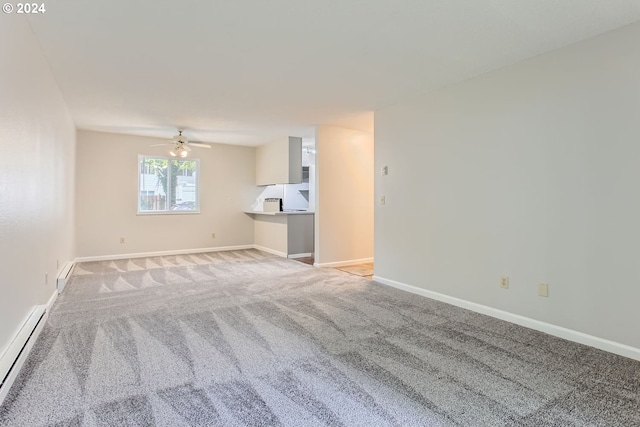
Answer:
[{"xmin": 137, "ymin": 155, "xmax": 201, "ymax": 215}]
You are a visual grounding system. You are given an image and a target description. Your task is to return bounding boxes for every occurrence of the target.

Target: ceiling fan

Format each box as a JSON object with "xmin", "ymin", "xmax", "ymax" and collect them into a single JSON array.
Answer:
[{"xmin": 151, "ymin": 130, "xmax": 211, "ymax": 157}]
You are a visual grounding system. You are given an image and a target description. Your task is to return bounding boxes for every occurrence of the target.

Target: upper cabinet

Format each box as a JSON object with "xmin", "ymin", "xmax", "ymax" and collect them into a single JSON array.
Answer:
[{"xmin": 256, "ymin": 136, "xmax": 302, "ymax": 186}]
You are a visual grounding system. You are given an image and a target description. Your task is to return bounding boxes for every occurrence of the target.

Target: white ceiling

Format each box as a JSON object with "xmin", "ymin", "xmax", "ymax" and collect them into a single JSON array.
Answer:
[{"xmin": 27, "ymin": 0, "xmax": 640, "ymax": 146}]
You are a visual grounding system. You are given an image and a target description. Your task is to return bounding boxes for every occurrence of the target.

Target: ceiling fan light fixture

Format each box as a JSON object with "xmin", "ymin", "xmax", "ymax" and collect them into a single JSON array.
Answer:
[
  {"xmin": 169, "ymin": 143, "xmax": 188, "ymax": 158},
  {"xmin": 152, "ymin": 131, "xmax": 208, "ymax": 155}
]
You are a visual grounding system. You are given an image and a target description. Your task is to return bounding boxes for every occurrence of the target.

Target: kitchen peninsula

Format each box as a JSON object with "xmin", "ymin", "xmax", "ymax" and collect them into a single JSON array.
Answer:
[{"xmin": 244, "ymin": 211, "xmax": 314, "ymax": 258}]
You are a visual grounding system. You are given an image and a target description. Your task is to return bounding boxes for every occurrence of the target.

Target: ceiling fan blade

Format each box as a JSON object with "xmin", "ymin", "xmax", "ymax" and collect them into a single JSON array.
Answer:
[
  {"xmin": 183, "ymin": 144, "xmax": 192, "ymax": 152},
  {"xmin": 189, "ymin": 143, "xmax": 212, "ymax": 148}
]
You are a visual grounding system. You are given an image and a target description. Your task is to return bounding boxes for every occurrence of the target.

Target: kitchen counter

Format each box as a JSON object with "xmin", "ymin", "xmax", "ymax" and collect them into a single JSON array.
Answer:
[{"xmin": 244, "ymin": 211, "xmax": 314, "ymax": 216}]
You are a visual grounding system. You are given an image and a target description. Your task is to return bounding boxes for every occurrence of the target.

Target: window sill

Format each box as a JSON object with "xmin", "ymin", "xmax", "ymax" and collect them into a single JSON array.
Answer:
[{"xmin": 137, "ymin": 211, "xmax": 201, "ymax": 216}]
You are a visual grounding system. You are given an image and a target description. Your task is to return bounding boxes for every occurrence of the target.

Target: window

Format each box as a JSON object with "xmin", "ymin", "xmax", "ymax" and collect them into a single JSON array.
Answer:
[{"xmin": 138, "ymin": 155, "xmax": 200, "ymax": 213}]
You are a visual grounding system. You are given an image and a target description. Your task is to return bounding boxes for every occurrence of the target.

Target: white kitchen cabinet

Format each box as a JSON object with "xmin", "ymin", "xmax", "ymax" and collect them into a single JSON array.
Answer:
[{"xmin": 256, "ymin": 136, "xmax": 302, "ymax": 186}]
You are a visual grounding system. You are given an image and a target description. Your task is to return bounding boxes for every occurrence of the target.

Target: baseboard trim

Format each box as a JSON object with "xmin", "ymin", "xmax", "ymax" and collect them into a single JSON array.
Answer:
[
  {"xmin": 0, "ymin": 306, "xmax": 47, "ymax": 405},
  {"xmin": 373, "ymin": 275, "xmax": 640, "ymax": 362},
  {"xmin": 46, "ymin": 289, "xmax": 58, "ymax": 312},
  {"xmin": 74, "ymin": 244, "xmax": 309, "ymax": 263},
  {"xmin": 288, "ymin": 253, "xmax": 313, "ymax": 259},
  {"xmin": 253, "ymin": 245, "xmax": 287, "ymax": 258},
  {"xmin": 314, "ymin": 257, "xmax": 373, "ymax": 268},
  {"xmin": 75, "ymin": 245, "xmax": 255, "ymax": 262}
]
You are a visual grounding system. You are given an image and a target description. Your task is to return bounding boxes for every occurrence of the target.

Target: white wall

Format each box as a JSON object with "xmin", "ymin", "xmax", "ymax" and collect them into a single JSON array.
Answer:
[
  {"xmin": 0, "ymin": 17, "xmax": 76, "ymax": 357},
  {"xmin": 315, "ymin": 125, "xmax": 374, "ymax": 266},
  {"xmin": 254, "ymin": 216, "xmax": 288, "ymax": 256},
  {"xmin": 375, "ymin": 22, "xmax": 640, "ymax": 350},
  {"xmin": 76, "ymin": 130, "xmax": 258, "ymax": 257}
]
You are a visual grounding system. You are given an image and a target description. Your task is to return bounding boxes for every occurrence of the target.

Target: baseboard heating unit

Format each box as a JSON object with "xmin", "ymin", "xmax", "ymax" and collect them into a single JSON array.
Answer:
[
  {"xmin": 56, "ymin": 261, "xmax": 75, "ymax": 294},
  {"xmin": 0, "ymin": 306, "xmax": 47, "ymax": 405}
]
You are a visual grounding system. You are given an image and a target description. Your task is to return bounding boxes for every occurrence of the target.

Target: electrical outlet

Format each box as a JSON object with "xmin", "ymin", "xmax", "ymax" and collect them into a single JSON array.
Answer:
[
  {"xmin": 500, "ymin": 276, "xmax": 509, "ymax": 289},
  {"xmin": 211, "ymin": 233, "xmax": 216, "ymax": 239},
  {"xmin": 45, "ymin": 273, "xmax": 48, "ymax": 285},
  {"xmin": 538, "ymin": 283, "xmax": 549, "ymax": 297},
  {"xmin": 120, "ymin": 237, "xmax": 125, "ymax": 244},
  {"xmin": 379, "ymin": 195, "xmax": 386, "ymax": 205}
]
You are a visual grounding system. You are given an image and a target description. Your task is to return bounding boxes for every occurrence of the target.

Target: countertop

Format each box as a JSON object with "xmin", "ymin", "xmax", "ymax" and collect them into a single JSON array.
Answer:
[{"xmin": 244, "ymin": 211, "xmax": 315, "ymax": 216}]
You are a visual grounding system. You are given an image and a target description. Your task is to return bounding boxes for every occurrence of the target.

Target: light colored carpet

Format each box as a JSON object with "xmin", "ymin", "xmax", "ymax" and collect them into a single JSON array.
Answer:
[{"xmin": 1, "ymin": 249, "xmax": 639, "ymax": 426}]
